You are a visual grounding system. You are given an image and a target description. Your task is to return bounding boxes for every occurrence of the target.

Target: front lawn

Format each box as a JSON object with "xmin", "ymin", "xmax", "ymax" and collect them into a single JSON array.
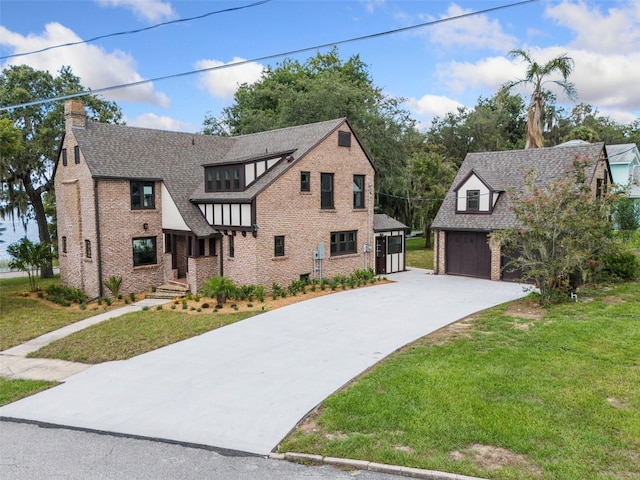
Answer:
[
  {"xmin": 31, "ymin": 309, "xmax": 259, "ymax": 363},
  {"xmin": 0, "ymin": 276, "xmax": 107, "ymax": 350},
  {"xmin": 280, "ymin": 281, "xmax": 640, "ymax": 480},
  {"xmin": 0, "ymin": 378, "xmax": 58, "ymax": 407}
]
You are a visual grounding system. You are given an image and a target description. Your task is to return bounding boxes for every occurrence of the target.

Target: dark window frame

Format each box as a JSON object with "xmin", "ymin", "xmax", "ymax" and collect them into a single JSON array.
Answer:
[
  {"xmin": 133, "ymin": 236, "xmax": 157, "ymax": 266},
  {"xmin": 205, "ymin": 165, "xmax": 244, "ymax": 193},
  {"xmin": 209, "ymin": 237, "xmax": 217, "ymax": 256},
  {"xmin": 197, "ymin": 238, "xmax": 206, "ymax": 257},
  {"xmin": 229, "ymin": 235, "xmax": 235, "ymax": 258},
  {"xmin": 85, "ymin": 239, "xmax": 92, "ymax": 259},
  {"xmin": 130, "ymin": 181, "xmax": 155, "ymax": 210},
  {"xmin": 274, "ymin": 235, "xmax": 285, "ymax": 257},
  {"xmin": 62, "ymin": 148, "xmax": 67, "ymax": 166},
  {"xmin": 300, "ymin": 171, "xmax": 311, "ymax": 192},
  {"xmin": 353, "ymin": 175, "xmax": 365, "ymax": 209},
  {"xmin": 74, "ymin": 145, "xmax": 80, "ymax": 164},
  {"xmin": 388, "ymin": 235, "xmax": 403, "ymax": 254},
  {"xmin": 338, "ymin": 131, "xmax": 352, "ymax": 147},
  {"xmin": 321, "ymin": 173, "xmax": 334, "ymax": 210},
  {"xmin": 466, "ymin": 190, "xmax": 480, "ymax": 211},
  {"xmin": 62, "ymin": 236, "xmax": 67, "ymax": 254},
  {"xmin": 330, "ymin": 230, "xmax": 357, "ymax": 256}
]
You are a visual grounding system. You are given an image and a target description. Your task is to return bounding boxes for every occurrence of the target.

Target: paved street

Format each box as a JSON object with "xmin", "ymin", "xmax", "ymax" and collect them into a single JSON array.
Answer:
[{"xmin": 0, "ymin": 269, "xmax": 528, "ymax": 456}]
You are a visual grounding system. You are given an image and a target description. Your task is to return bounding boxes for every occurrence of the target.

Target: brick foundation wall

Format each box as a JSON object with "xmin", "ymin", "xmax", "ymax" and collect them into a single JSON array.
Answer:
[{"xmin": 434, "ymin": 230, "xmax": 446, "ymax": 274}]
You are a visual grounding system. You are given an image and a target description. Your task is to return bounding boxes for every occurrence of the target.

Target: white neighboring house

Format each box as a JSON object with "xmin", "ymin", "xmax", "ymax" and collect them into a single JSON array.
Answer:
[{"xmin": 605, "ymin": 143, "xmax": 640, "ymax": 201}]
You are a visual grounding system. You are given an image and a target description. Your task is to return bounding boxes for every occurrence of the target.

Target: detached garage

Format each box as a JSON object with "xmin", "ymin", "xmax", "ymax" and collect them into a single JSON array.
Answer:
[{"xmin": 431, "ymin": 142, "xmax": 612, "ymax": 282}]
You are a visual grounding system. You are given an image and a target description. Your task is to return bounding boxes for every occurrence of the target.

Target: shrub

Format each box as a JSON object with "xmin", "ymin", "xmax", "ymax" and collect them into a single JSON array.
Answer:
[
  {"xmin": 142, "ymin": 306, "xmax": 149, "ymax": 311},
  {"xmin": 271, "ymin": 283, "xmax": 284, "ymax": 300},
  {"xmin": 254, "ymin": 285, "xmax": 265, "ymax": 303},
  {"xmin": 150, "ymin": 285, "xmax": 157, "ymax": 293},
  {"xmin": 103, "ymin": 275, "xmax": 123, "ymax": 299},
  {"xmin": 129, "ymin": 292, "xmax": 136, "ymax": 302},
  {"xmin": 201, "ymin": 302, "xmax": 210, "ymax": 309},
  {"xmin": 104, "ymin": 297, "xmax": 112, "ymax": 306},
  {"xmin": 45, "ymin": 284, "xmax": 87, "ymax": 305},
  {"xmin": 156, "ymin": 305, "xmax": 162, "ymax": 310},
  {"xmin": 79, "ymin": 302, "xmax": 87, "ymax": 310},
  {"xmin": 601, "ymin": 251, "xmax": 639, "ymax": 280},
  {"xmin": 200, "ymin": 276, "xmax": 237, "ymax": 308},
  {"xmin": 182, "ymin": 299, "xmax": 188, "ymax": 309},
  {"xmin": 170, "ymin": 304, "xmax": 176, "ymax": 310}
]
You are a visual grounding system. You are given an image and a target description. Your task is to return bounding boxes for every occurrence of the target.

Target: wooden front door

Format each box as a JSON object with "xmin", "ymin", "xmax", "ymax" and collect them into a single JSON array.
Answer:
[{"xmin": 375, "ymin": 236, "xmax": 386, "ymax": 275}]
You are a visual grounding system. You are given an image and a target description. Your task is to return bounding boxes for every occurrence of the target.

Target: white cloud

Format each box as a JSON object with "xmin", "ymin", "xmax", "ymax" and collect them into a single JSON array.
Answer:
[
  {"xmin": 424, "ymin": 3, "xmax": 518, "ymax": 51},
  {"xmin": 194, "ymin": 57, "xmax": 264, "ymax": 100},
  {"xmin": 95, "ymin": 0, "xmax": 177, "ymax": 23},
  {"xmin": 436, "ymin": 45, "xmax": 640, "ymax": 120},
  {"xmin": 128, "ymin": 113, "xmax": 198, "ymax": 132},
  {"xmin": 545, "ymin": 1, "xmax": 640, "ymax": 54},
  {"xmin": 407, "ymin": 94, "xmax": 464, "ymax": 118},
  {"xmin": 0, "ymin": 23, "xmax": 170, "ymax": 107}
]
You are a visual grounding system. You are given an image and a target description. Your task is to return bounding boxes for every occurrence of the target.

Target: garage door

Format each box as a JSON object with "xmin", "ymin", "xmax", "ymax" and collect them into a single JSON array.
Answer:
[{"xmin": 445, "ymin": 231, "xmax": 491, "ymax": 279}]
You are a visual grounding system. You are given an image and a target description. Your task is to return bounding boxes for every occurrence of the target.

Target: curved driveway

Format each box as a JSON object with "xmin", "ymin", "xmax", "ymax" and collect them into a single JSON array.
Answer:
[{"xmin": 0, "ymin": 269, "xmax": 527, "ymax": 455}]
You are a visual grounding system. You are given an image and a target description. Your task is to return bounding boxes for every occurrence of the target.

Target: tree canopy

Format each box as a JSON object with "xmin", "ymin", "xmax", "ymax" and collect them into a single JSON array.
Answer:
[{"xmin": 0, "ymin": 65, "xmax": 122, "ymax": 276}]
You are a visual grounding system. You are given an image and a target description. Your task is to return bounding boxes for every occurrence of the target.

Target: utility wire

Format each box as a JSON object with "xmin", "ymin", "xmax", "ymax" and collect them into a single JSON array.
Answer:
[
  {"xmin": 0, "ymin": 0, "xmax": 274, "ymax": 61},
  {"xmin": 0, "ymin": 0, "xmax": 539, "ymax": 112}
]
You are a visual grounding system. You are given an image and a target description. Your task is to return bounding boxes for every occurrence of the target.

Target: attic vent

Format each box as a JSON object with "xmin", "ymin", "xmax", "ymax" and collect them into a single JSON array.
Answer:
[{"xmin": 338, "ymin": 131, "xmax": 351, "ymax": 147}]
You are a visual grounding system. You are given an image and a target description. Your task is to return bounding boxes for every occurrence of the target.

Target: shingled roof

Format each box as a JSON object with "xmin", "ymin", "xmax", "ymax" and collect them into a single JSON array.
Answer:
[
  {"xmin": 71, "ymin": 118, "xmax": 364, "ymax": 237},
  {"xmin": 373, "ymin": 213, "xmax": 409, "ymax": 232},
  {"xmin": 432, "ymin": 142, "xmax": 607, "ymax": 231}
]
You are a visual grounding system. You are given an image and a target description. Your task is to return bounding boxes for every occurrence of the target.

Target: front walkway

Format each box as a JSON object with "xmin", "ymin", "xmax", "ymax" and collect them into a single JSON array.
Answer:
[{"xmin": 0, "ymin": 269, "xmax": 528, "ymax": 455}]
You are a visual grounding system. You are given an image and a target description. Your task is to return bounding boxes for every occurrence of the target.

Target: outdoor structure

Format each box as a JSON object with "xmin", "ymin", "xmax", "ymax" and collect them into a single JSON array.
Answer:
[
  {"xmin": 372, "ymin": 213, "xmax": 410, "ymax": 275},
  {"xmin": 431, "ymin": 142, "xmax": 612, "ymax": 281},
  {"xmin": 55, "ymin": 100, "xmax": 379, "ymax": 298},
  {"xmin": 606, "ymin": 143, "xmax": 640, "ymax": 201}
]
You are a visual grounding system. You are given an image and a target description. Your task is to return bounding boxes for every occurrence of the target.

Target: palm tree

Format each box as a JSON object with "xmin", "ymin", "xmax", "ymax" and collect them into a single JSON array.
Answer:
[{"xmin": 503, "ymin": 49, "xmax": 576, "ymax": 149}]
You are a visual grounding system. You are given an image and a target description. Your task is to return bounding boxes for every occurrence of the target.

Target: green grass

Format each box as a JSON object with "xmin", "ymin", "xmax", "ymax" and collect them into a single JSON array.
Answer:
[
  {"xmin": 405, "ymin": 236, "xmax": 434, "ymax": 270},
  {"xmin": 0, "ymin": 276, "xmax": 102, "ymax": 350},
  {"xmin": 0, "ymin": 377, "xmax": 59, "ymax": 406},
  {"xmin": 280, "ymin": 281, "xmax": 640, "ymax": 480},
  {"xmin": 30, "ymin": 309, "xmax": 259, "ymax": 363}
]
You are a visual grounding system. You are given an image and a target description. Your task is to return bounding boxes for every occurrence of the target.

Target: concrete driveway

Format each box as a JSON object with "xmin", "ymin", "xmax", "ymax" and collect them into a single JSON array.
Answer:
[{"xmin": 0, "ymin": 269, "xmax": 528, "ymax": 455}]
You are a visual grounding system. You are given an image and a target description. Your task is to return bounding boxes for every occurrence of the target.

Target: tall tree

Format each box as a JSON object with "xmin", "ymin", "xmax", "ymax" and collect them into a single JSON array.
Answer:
[
  {"xmin": 203, "ymin": 47, "xmax": 425, "ymax": 227},
  {"xmin": 502, "ymin": 49, "xmax": 576, "ymax": 149},
  {"xmin": 0, "ymin": 65, "xmax": 122, "ymax": 277}
]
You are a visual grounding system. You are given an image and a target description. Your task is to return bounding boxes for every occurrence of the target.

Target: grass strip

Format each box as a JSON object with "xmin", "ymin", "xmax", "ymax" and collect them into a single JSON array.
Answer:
[
  {"xmin": 405, "ymin": 237, "xmax": 434, "ymax": 270},
  {"xmin": 280, "ymin": 281, "xmax": 640, "ymax": 480},
  {"xmin": 0, "ymin": 378, "xmax": 59, "ymax": 406},
  {"xmin": 29, "ymin": 309, "xmax": 259, "ymax": 363}
]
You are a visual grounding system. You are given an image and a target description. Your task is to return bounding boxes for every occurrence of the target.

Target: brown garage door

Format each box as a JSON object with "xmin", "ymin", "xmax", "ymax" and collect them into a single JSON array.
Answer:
[{"xmin": 446, "ymin": 231, "xmax": 491, "ymax": 279}]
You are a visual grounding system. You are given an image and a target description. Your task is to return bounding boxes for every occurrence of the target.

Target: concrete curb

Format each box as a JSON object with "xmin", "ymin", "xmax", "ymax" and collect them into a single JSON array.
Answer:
[{"xmin": 272, "ymin": 452, "xmax": 488, "ymax": 480}]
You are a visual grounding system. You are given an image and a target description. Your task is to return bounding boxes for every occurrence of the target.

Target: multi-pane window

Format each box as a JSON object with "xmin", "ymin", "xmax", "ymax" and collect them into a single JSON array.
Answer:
[
  {"xmin": 131, "ymin": 181, "xmax": 155, "ymax": 209},
  {"xmin": 466, "ymin": 190, "xmax": 480, "ymax": 210},
  {"xmin": 274, "ymin": 236, "xmax": 285, "ymax": 257},
  {"xmin": 330, "ymin": 231, "xmax": 357, "ymax": 256},
  {"xmin": 85, "ymin": 239, "xmax": 92, "ymax": 259},
  {"xmin": 205, "ymin": 166, "xmax": 243, "ymax": 192},
  {"xmin": 133, "ymin": 237, "xmax": 157, "ymax": 266},
  {"xmin": 301, "ymin": 171, "xmax": 310, "ymax": 192},
  {"xmin": 209, "ymin": 238, "xmax": 217, "ymax": 256},
  {"xmin": 388, "ymin": 235, "xmax": 403, "ymax": 254},
  {"xmin": 353, "ymin": 175, "xmax": 365, "ymax": 209},
  {"xmin": 321, "ymin": 173, "xmax": 334, "ymax": 209}
]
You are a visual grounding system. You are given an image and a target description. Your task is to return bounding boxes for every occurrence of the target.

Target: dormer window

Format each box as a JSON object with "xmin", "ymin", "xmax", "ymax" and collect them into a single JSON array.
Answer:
[
  {"xmin": 205, "ymin": 165, "xmax": 243, "ymax": 192},
  {"xmin": 466, "ymin": 190, "xmax": 480, "ymax": 210}
]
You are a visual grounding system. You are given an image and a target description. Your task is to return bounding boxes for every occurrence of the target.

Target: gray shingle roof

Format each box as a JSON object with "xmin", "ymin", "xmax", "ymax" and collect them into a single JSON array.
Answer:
[
  {"xmin": 72, "ymin": 118, "xmax": 357, "ymax": 237},
  {"xmin": 605, "ymin": 143, "xmax": 639, "ymax": 165},
  {"xmin": 432, "ymin": 143, "xmax": 606, "ymax": 231},
  {"xmin": 373, "ymin": 213, "xmax": 409, "ymax": 232}
]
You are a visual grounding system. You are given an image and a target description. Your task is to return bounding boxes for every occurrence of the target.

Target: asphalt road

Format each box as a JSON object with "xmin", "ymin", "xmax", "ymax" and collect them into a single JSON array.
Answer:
[{"xmin": 0, "ymin": 420, "xmax": 405, "ymax": 480}]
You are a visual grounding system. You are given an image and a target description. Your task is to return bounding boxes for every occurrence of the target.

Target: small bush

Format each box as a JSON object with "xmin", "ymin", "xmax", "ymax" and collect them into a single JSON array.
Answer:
[
  {"xmin": 79, "ymin": 302, "xmax": 87, "ymax": 310},
  {"xmin": 150, "ymin": 285, "xmax": 157, "ymax": 293},
  {"xmin": 201, "ymin": 302, "xmax": 210, "ymax": 309},
  {"xmin": 247, "ymin": 303, "xmax": 253, "ymax": 308},
  {"xmin": 103, "ymin": 275, "xmax": 123, "ymax": 300},
  {"xmin": 142, "ymin": 306, "xmax": 149, "ymax": 311},
  {"xmin": 197, "ymin": 308, "xmax": 202, "ymax": 312},
  {"xmin": 104, "ymin": 297, "xmax": 112, "ymax": 306},
  {"xmin": 254, "ymin": 285, "xmax": 265, "ymax": 303},
  {"xmin": 124, "ymin": 298, "xmax": 130, "ymax": 305},
  {"xmin": 156, "ymin": 305, "xmax": 162, "ymax": 310},
  {"xmin": 601, "ymin": 251, "xmax": 639, "ymax": 280},
  {"xmin": 129, "ymin": 292, "xmax": 136, "ymax": 302},
  {"xmin": 170, "ymin": 304, "xmax": 176, "ymax": 310},
  {"xmin": 45, "ymin": 284, "xmax": 87, "ymax": 304},
  {"xmin": 194, "ymin": 294, "xmax": 200, "ymax": 302},
  {"xmin": 182, "ymin": 299, "xmax": 188, "ymax": 309}
]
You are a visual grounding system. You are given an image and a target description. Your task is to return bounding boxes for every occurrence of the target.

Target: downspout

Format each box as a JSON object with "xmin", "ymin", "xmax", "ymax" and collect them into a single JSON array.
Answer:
[
  {"xmin": 220, "ymin": 235, "xmax": 224, "ymax": 277},
  {"xmin": 94, "ymin": 178, "xmax": 104, "ymax": 297}
]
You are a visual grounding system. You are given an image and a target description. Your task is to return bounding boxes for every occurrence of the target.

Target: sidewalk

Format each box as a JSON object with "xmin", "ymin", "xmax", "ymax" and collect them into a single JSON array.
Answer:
[{"xmin": 0, "ymin": 298, "xmax": 168, "ymax": 381}]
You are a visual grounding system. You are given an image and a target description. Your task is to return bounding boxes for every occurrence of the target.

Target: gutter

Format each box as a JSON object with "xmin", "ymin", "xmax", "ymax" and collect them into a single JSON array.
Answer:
[{"xmin": 94, "ymin": 178, "xmax": 104, "ymax": 298}]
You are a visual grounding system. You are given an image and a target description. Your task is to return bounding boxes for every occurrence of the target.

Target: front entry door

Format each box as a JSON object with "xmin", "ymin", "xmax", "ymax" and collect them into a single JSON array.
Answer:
[{"xmin": 375, "ymin": 236, "xmax": 386, "ymax": 275}]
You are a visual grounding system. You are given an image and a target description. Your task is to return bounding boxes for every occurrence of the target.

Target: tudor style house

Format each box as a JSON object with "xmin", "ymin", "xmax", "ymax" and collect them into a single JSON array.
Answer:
[
  {"xmin": 431, "ymin": 142, "xmax": 612, "ymax": 281},
  {"xmin": 55, "ymin": 100, "xmax": 381, "ymax": 298}
]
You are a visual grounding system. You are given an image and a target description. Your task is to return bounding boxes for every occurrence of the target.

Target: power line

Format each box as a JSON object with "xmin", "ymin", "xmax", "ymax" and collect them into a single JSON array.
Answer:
[
  {"xmin": 0, "ymin": 0, "xmax": 539, "ymax": 112},
  {"xmin": 0, "ymin": 0, "xmax": 274, "ymax": 61}
]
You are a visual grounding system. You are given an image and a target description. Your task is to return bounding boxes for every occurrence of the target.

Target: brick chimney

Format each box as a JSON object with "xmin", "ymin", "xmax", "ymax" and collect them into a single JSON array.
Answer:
[{"xmin": 64, "ymin": 99, "xmax": 86, "ymax": 128}]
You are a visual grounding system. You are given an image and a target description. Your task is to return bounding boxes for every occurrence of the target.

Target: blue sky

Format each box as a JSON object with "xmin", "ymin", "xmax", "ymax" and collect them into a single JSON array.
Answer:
[{"xmin": 1, "ymin": 0, "xmax": 639, "ymax": 133}]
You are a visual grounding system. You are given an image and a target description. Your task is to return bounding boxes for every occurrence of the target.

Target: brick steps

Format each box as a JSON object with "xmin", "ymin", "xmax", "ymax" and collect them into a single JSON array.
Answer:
[{"xmin": 147, "ymin": 282, "xmax": 190, "ymax": 299}]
